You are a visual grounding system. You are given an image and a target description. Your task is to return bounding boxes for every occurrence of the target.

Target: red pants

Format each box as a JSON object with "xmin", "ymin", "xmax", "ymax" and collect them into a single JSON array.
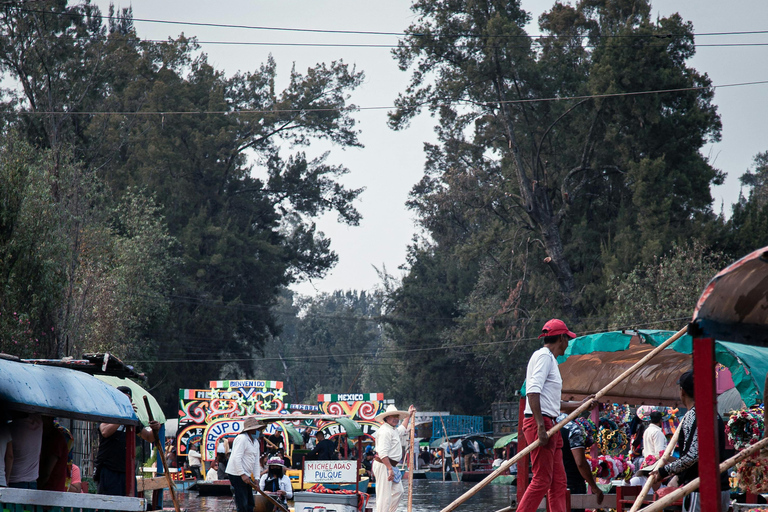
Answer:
[{"xmin": 517, "ymin": 416, "xmax": 567, "ymax": 512}]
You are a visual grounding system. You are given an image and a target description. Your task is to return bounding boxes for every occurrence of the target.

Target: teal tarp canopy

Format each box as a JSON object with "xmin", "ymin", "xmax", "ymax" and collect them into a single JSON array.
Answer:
[
  {"xmin": 0, "ymin": 357, "xmax": 139, "ymax": 424},
  {"xmin": 640, "ymin": 330, "xmax": 768, "ymax": 407},
  {"xmin": 494, "ymin": 433, "xmax": 518, "ymax": 449},
  {"xmin": 521, "ymin": 330, "xmax": 767, "ymax": 407}
]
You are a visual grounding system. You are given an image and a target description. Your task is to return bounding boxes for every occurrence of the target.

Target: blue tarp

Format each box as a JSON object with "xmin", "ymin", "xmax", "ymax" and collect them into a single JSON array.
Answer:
[{"xmin": 0, "ymin": 357, "xmax": 140, "ymax": 424}]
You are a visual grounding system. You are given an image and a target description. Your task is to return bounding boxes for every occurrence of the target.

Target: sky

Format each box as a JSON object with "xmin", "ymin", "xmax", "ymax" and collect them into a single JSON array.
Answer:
[{"xmin": 93, "ymin": 0, "xmax": 768, "ymax": 297}]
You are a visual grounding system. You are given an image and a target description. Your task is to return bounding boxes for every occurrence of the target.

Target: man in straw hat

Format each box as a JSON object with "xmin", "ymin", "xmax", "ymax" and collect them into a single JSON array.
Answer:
[
  {"xmin": 516, "ymin": 319, "xmax": 575, "ymax": 512},
  {"xmin": 226, "ymin": 417, "xmax": 266, "ymax": 512},
  {"xmin": 258, "ymin": 456, "xmax": 293, "ymax": 507},
  {"xmin": 373, "ymin": 404, "xmax": 416, "ymax": 512}
]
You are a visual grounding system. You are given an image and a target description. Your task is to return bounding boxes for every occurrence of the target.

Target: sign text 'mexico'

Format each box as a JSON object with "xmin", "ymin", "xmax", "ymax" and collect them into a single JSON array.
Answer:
[{"xmin": 303, "ymin": 461, "xmax": 357, "ymax": 483}]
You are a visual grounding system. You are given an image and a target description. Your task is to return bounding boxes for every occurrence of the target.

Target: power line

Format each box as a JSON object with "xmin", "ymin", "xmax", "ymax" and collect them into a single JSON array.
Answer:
[
  {"xmin": 9, "ymin": 79, "xmax": 768, "ymax": 117},
  {"xmin": 14, "ymin": 8, "xmax": 768, "ymax": 41},
  {"xmin": 124, "ymin": 316, "xmax": 690, "ymax": 363}
]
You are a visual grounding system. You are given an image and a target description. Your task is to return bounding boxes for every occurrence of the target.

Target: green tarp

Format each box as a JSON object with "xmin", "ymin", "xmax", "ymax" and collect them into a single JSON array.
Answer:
[
  {"xmin": 335, "ymin": 417, "xmax": 365, "ymax": 438},
  {"xmin": 95, "ymin": 375, "xmax": 167, "ymax": 425}
]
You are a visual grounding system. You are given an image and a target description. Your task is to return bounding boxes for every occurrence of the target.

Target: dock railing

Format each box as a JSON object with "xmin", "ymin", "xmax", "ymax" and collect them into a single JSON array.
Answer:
[{"xmin": 0, "ymin": 487, "xmax": 145, "ymax": 512}]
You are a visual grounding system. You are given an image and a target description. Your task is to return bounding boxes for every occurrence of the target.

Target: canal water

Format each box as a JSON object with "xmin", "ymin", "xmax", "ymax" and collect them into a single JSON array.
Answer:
[{"xmin": 167, "ymin": 480, "xmax": 515, "ymax": 512}]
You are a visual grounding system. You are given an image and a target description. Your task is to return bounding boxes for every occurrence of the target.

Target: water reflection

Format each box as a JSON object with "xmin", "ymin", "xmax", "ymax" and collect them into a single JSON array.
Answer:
[{"xmin": 166, "ymin": 480, "xmax": 515, "ymax": 512}]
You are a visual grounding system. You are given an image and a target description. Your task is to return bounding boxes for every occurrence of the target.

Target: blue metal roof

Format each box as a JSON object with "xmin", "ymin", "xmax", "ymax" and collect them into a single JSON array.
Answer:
[{"xmin": 0, "ymin": 357, "xmax": 140, "ymax": 424}]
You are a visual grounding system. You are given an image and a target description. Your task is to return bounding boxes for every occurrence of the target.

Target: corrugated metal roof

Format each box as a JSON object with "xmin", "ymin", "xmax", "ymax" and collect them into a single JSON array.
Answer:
[{"xmin": 0, "ymin": 356, "xmax": 140, "ymax": 424}]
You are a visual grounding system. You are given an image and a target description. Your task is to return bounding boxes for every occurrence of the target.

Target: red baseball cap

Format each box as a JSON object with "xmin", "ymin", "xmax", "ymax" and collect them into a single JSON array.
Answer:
[{"xmin": 538, "ymin": 319, "xmax": 576, "ymax": 339}]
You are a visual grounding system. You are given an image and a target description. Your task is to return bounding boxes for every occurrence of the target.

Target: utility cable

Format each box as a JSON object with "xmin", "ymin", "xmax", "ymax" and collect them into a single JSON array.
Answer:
[{"xmin": 10, "ymin": 79, "xmax": 768, "ymax": 117}]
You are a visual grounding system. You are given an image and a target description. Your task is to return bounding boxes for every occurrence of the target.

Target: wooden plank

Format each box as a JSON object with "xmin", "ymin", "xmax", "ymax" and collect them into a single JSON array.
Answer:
[
  {"xmin": 0, "ymin": 488, "xmax": 145, "ymax": 512},
  {"xmin": 570, "ymin": 493, "xmax": 617, "ymax": 509},
  {"xmin": 137, "ymin": 477, "xmax": 171, "ymax": 492}
]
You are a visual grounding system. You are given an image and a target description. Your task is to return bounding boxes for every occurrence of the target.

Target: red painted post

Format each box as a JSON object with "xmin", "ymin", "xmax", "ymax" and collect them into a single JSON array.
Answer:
[
  {"xmin": 126, "ymin": 425, "xmax": 136, "ymax": 496},
  {"xmin": 693, "ymin": 336, "xmax": 720, "ymax": 512},
  {"xmin": 517, "ymin": 399, "xmax": 529, "ymax": 505}
]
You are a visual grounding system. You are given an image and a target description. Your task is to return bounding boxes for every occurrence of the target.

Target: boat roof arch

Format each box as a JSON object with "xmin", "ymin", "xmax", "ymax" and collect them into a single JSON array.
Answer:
[{"xmin": 0, "ymin": 355, "xmax": 140, "ymax": 425}]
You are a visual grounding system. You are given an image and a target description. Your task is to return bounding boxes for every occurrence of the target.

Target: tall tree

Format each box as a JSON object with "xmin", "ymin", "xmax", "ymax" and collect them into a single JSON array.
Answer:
[
  {"xmin": 0, "ymin": 2, "xmax": 365, "ymax": 412},
  {"xmin": 385, "ymin": 0, "xmax": 723, "ymax": 411}
]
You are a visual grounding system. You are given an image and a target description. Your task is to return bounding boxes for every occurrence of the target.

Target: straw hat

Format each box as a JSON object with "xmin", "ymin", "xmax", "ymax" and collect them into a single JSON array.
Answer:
[
  {"xmin": 374, "ymin": 404, "xmax": 409, "ymax": 423},
  {"xmin": 242, "ymin": 417, "xmax": 266, "ymax": 432}
]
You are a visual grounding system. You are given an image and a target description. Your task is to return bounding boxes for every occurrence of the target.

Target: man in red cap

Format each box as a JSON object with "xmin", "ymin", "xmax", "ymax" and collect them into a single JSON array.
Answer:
[{"xmin": 516, "ymin": 319, "xmax": 575, "ymax": 512}]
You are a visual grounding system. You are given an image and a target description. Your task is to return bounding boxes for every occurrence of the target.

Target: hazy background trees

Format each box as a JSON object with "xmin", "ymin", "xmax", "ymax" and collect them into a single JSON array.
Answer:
[{"xmin": 0, "ymin": 0, "xmax": 766, "ymax": 416}]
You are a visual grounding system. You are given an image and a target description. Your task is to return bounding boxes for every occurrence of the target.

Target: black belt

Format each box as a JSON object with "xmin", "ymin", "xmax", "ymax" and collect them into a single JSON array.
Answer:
[{"xmin": 524, "ymin": 413, "xmax": 556, "ymax": 420}]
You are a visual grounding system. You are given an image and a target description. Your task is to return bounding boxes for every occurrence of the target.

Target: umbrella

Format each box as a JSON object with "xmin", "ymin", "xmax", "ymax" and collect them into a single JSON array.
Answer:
[
  {"xmin": 692, "ymin": 246, "xmax": 768, "ymax": 346},
  {"xmin": 494, "ymin": 433, "xmax": 518, "ymax": 449}
]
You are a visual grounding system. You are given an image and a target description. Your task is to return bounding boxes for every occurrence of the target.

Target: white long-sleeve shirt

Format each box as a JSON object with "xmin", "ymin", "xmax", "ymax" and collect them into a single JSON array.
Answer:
[
  {"xmin": 188, "ymin": 449, "xmax": 202, "ymax": 467},
  {"xmin": 374, "ymin": 422, "xmax": 407, "ymax": 462},
  {"xmin": 226, "ymin": 433, "xmax": 261, "ymax": 479},
  {"xmin": 259, "ymin": 474, "xmax": 293, "ymax": 500},
  {"xmin": 643, "ymin": 423, "xmax": 668, "ymax": 458}
]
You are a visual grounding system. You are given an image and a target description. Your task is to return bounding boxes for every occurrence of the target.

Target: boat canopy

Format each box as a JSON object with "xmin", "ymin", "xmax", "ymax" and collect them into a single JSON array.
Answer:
[
  {"xmin": 335, "ymin": 417, "xmax": 365, "ymax": 438},
  {"xmin": 0, "ymin": 356, "xmax": 139, "ymax": 424},
  {"xmin": 494, "ymin": 433, "xmax": 518, "ymax": 449},
  {"xmin": 95, "ymin": 375, "xmax": 167, "ymax": 425},
  {"xmin": 692, "ymin": 246, "xmax": 768, "ymax": 346},
  {"xmin": 521, "ymin": 329, "xmax": 768, "ymax": 407}
]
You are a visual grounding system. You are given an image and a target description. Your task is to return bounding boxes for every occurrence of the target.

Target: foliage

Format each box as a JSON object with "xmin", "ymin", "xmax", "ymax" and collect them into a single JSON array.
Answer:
[
  {"xmin": 244, "ymin": 290, "xmax": 392, "ymax": 405},
  {"xmin": 384, "ymin": 0, "xmax": 726, "ymax": 412},
  {"xmin": 0, "ymin": 1, "xmax": 365, "ymax": 413},
  {"xmin": 604, "ymin": 241, "xmax": 726, "ymax": 331}
]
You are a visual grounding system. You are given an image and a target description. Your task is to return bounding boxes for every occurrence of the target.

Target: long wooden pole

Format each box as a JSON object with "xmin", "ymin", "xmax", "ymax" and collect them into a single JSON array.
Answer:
[
  {"xmin": 439, "ymin": 415, "xmax": 457, "ymax": 479},
  {"xmin": 638, "ymin": 436, "xmax": 768, "ymax": 512},
  {"xmin": 628, "ymin": 422, "xmax": 684, "ymax": 512},
  {"xmin": 439, "ymin": 326, "xmax": 688, "ymax": 512},
  {"xmin": 408, "ymin": 409, "xmax": 416, "ymax": 512},
  {"xmin": 142, "ymin": 396, "xmax": 181, "ymax": 512},
  {"xmin": 248, "ymin": 478, "xmax": 291, "ymax": 512}
]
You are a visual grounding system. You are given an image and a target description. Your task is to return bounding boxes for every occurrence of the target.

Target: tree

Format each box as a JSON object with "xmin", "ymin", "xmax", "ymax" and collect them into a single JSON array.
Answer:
[
  {"xmin": 390, "ymin": 0, "xmax": 721, "ymax": 320},
  {"xmin": 384, "ymin": 0, "xmax": 724, "ymax": 411},
  {"xmin": 0, "ymin": 2, "xmax": 366, "ymax": 413}
]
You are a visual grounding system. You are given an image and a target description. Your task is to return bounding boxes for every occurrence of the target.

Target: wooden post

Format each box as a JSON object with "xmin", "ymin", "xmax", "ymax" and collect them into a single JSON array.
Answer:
[
  {"xmin": 408, "ymin": 409, "xmax": 416, "ymax": 512},
  {"xmin": 143, "ymin": 396, "xmax": 180, "ymax": 512},
  {"xmin": 694, "ymin": 337, "xmax": 720, "ymax": 512},
  {"xmin": 439, "ymin": 326, "xmax": 688, "ymax": 512},
  {"xmin": 516, "ymin": 399, "xmax": 528, "ymax": 505},
  {"xmin": 126, "ymin": 425, "xmax": 136, "ymax": 496}
]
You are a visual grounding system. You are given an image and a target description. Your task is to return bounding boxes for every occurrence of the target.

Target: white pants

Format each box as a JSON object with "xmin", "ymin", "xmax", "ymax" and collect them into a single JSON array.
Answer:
[{"xmin": 373, "ymin": 461, "xmax": 403, "ymax": 512}]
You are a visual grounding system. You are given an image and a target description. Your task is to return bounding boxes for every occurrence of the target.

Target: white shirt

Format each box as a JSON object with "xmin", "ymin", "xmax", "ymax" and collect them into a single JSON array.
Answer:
[
  {"xmin": 217, "ymin": 440, "xmax": 229, "ymax": 455},
  {"xmin": 226, "ymin": 433, "xmax": 261, "ymax": 479},
  {"xmin": 524, "ymin": 346, "xmax": 562, "ymax": 418},
  {"xmin": 188, "ymin": 449, "xmax": 202, "ymax": 467},
  {"xmin": 205, "ymin": 467, "xmax": 219, "ymax": 481},
  {"xmin": 374, "ymin": 422, "xmax": 407, "ymax": 462},
  {"xmin": 259, "ymin": 474, "xmax": 294, "ymax": 500},
  {"xmin": 8, "ymin": 414, "xmax": 43, "ymax": 484},
  {"xmin": 643, "ymin": 423, "xmax": 668, "ymax": 459}
]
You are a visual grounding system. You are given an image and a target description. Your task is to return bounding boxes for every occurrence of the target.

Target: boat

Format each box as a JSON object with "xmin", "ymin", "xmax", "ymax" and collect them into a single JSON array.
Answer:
[
  {"xmin": 195, "ymin": 480, "xmax": 233, "ymax": 496},
  {"xmin": 0, "ymin": 355, "xmax": 157, "ymax": 512},
  {"xmin": 287, "ymin": 469, "xmax": 369, "ymax": 492},
  {"xmin": 322, "ymin": 477, "xmax": 369, "ymax": 493}
]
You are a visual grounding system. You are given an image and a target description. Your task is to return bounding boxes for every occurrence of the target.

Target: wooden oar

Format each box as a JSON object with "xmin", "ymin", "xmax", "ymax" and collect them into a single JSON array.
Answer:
[
  {"xmin": 628, "ymin": 425, "xmax": 684, "ymax": 512},
  {"xmin": 439, "ymin": 325, "xmax": 688, "ymax": 512},
  {"xmin": 638, "ymin": 436, "xmax": 768, "ymax": 512},
  {"xmin": 439, "ymin": 415, "xmax": 459, "ymax": 478},
  {"xmin": 408, "ymin": 409, "xmax": 416, "ymax": 512},
  {"xmin": 142, "ymin": 396, "xmax": 181, "ymax": 512},
  {"xmin": 248, "ymin": 478, "xmax": 290, "ymax": 512}
]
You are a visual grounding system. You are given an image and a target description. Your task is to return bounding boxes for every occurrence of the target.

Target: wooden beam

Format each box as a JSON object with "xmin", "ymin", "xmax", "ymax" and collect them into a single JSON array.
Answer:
[
  {"xmin": 137, "ymin": 477, "xmax": 171, "ymax": 492},
  {"xmin": 0, "ymin": 487, "xmax": 145, "ymax": 511}
]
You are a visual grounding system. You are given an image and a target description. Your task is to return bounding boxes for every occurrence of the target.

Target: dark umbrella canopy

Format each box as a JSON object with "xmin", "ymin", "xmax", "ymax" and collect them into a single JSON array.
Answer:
[{"xmin": 693, "ymin": 246, "xmax": 768, "ymax": 346}]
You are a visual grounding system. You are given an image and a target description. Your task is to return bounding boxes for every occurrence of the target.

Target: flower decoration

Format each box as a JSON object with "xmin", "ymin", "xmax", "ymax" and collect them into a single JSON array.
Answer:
[
  {"xmin": 726, "ymin": 410, "xmax": 765, "ymax": 450},
  {"xmin": 736, "ymin": 453, "xmax": 768, "ymax": 494},
  {"xmin": 597, "ymin": 426, "xmax": 629, "ymax": 456},
  {"xmin": 575, "ymin": 417, "xmax": 597, "ymax": 447}
]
